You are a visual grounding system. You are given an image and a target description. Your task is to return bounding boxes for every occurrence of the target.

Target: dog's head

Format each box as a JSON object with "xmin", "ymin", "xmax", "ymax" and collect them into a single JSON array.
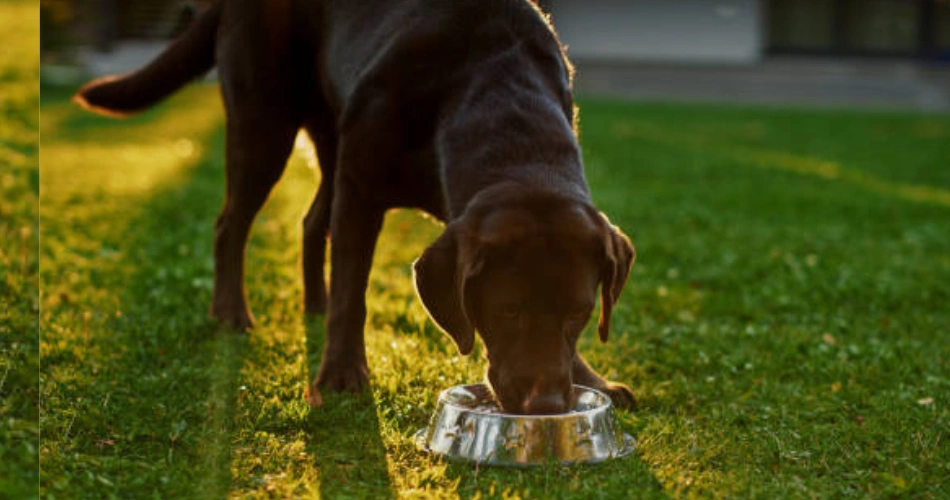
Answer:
[{"xmin": 413, "ymin": 187, "xmax": 634, "ymax": 414}]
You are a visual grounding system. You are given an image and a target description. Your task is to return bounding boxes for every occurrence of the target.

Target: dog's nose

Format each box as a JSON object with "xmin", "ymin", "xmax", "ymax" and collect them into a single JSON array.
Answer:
[{"xmin": 522, "ymin": 392, "xmax": 569, "ymax": 415}]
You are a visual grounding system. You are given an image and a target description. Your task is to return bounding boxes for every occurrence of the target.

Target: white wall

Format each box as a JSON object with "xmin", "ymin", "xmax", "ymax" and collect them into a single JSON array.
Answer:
[{"xmin": 549, "ymin": 0, "xmax": 765, "ymax": 64}]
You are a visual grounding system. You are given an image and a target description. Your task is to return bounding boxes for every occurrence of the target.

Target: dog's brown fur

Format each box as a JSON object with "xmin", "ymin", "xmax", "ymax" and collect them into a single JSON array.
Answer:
[{"xmin": 76, "ymin": 0, "xmax": 636, "ymax": 414}]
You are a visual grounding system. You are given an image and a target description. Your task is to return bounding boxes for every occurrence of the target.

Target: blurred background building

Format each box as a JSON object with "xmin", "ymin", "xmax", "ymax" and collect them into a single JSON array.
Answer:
[
  {"xmin": 40, "ymin": 0, "xmax": 950, "ymax": 110},
  {"xmin": 544, "ymin": 0, "xmax": 950, "ymax": 64}
]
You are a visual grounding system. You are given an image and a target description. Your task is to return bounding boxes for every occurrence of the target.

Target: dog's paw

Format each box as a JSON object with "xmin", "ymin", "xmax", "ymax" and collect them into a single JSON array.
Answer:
[
  {"xmin": 315, "ymin": 361, "xmax": 369, "ymax": 393},
  {"xmin": 304, "ymin": 384, "xmax": 324, "ymax": 408},
  {"xmin": 600, "ymin": 382, "xmax": 637, "ymax": 410}
]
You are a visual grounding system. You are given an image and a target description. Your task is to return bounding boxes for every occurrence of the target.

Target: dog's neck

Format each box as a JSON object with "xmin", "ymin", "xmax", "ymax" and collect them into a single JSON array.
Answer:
[{"xmin": 436, "ymin": 66, "xmax": 590, "ymax": 220}]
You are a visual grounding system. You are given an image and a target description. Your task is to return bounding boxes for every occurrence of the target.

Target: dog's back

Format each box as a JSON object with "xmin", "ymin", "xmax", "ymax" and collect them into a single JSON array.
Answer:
[
  {"xmin": 303, "ymin": 1, "xmax": 572, "ymax": 115},
  {"xmin": 297, "ymin": 0, "xmax": 583, "ymax": 218}
]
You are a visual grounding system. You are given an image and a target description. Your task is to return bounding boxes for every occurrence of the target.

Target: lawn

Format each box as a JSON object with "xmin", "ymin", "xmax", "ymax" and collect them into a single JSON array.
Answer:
[
  {"xmin": 0, "ymin": 1, "xmax": 40, "ymax": 498},
  {"xmin": 39, "ymin": 77, "xmax": 949, "ymax": 497}
]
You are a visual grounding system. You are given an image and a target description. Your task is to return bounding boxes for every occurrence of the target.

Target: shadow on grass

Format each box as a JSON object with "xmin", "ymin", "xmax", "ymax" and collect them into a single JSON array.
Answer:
[
  {"xmin": 41, "ymin": 119, "xmax": 251, "ymax": 496},
  {"xmin": 102, "ymin": 128, "xmax": 255, "ymax": 496},
  {"xmin": 305, "ymin": 316, "xmax": 396, "ymax": 499},
  {"xmin": 442, "ymin": 430, "xmax": 669, "ymax": 499}
]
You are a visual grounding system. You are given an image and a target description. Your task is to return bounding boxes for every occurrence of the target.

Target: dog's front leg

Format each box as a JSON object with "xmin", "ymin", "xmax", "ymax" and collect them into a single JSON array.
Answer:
[
  {"xmin": 301, "ymin": 121, "xmax": 338, "ymax": 315},
  {"xmin": 311, "ymin": 182, "xmax": 384, "ymax": 397},
  {"xmin": 572, "ymin": 353, "xmax": 637, "ymax": 410}
]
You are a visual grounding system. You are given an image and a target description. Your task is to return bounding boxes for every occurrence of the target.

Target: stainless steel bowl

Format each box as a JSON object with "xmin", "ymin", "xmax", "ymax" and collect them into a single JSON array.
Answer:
[{"xmin": 415, "ymin": 383, "xmax": 635, "ymax": 466}]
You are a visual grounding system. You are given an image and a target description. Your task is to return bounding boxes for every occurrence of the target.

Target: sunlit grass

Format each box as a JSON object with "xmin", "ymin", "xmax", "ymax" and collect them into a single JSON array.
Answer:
[
  {"xmin": 611, "ymin": 119, "xmax": 950, "ymax": 208},
  {"xmin": 39, "ymin": 81, "xmax": 949, "ymax": 498},
  {"xmin": 0, "ymin": 1, "xmax": 39, "ymax": 498},
  {"xmin": 580, "ymin": 99, "xmax": 950, "ymax": 498}
]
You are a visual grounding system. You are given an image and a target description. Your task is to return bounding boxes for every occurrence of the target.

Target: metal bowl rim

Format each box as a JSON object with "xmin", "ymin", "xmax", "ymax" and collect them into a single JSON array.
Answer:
[{"xmin": 437, "ymin": 383, "xmax": 614, "ymax": 420}]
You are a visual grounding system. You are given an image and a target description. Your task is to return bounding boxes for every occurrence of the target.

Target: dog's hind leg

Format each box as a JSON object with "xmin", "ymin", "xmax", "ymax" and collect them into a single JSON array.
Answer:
[
  {"xmin": 210, "ymin": 107, "xmax": 298, "ymax": 330},
  {"xmin": 209, "ymin": 0, "xmax": 303, "ymax": 330},
  {"xmin": 302, "ymin": 120, "xmax": 337, "ymax": 315}
]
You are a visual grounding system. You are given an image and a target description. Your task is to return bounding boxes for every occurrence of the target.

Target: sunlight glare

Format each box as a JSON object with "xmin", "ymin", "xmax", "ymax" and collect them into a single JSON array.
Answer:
[
  {"xmin": 42, "ymin": 142, "xmax": 202, "ymax": 199},
  {"xmin": 294, "ymin": 131, "xmax": 318, "ymax": 172}
]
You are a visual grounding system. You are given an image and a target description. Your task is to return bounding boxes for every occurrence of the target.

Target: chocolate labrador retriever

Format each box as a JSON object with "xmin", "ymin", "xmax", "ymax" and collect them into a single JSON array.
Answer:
[{"xmin": 76, "ymin": 0, "xmax": 636, "ymax": 414}]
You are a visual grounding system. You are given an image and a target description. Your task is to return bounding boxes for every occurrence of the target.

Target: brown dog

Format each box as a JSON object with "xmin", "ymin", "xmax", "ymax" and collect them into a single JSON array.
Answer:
[{"xmin": 76, "ymin": 0, "xmax": 636, "ymax": 414}]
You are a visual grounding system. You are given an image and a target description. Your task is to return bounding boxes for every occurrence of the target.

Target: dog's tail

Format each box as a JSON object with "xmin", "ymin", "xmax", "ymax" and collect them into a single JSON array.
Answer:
[{"xmin": 73, "ymin": 1, "xmax": 222, "ymax": 117}]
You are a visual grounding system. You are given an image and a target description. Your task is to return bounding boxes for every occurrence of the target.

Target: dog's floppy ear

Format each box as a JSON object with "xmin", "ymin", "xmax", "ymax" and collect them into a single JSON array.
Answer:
[
  {"xmin": 597, "ymin": 214, "xmax": 635, "ymax": 343},
  {"xmin": 413, "ymin": 223, "xmax": 478, "ymax": 355}
]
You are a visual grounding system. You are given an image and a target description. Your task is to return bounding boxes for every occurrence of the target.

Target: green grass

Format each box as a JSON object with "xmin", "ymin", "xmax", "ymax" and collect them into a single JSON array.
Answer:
[
  {"xmin": 38, "ymin": 76, "xmax": 950, "ymax": 498},
  {"xmin": 1, "ymin": 1, "xmax": 39, "ymax": 498}
]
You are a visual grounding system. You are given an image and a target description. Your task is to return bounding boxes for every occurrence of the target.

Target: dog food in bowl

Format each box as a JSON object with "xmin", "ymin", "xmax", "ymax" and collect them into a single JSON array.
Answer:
[{"xmin": 415, "ymin": 383, "xmax": 634, "ymax": 466}]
